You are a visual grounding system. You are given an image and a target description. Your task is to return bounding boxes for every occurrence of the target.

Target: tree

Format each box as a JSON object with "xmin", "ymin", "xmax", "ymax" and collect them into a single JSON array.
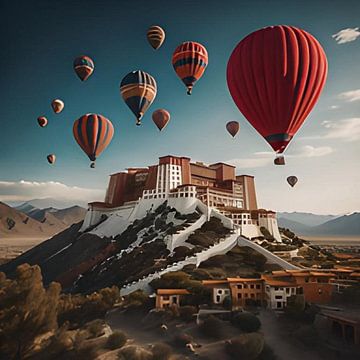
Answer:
[
  {"xmin": 0, "ymin": 264, "xmax": 61, "ymax": 359},
  {"xmin": 231, "ymin": 312, "xmax": 261, "ymax": 333}
]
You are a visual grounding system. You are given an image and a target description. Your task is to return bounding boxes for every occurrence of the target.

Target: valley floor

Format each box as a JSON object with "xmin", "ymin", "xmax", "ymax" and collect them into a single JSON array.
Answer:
[{"xmin": 302, "ymin": 236, "xmax": 360, "ymax": 246}]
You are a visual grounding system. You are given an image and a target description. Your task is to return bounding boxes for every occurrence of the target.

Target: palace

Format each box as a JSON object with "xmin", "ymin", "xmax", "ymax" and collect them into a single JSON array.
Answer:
[{"xmin": 83, "ymin": 155, "xmax": 281, "ymax": 241}]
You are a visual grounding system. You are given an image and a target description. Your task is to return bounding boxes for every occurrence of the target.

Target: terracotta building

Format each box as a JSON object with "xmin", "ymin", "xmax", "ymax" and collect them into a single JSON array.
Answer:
[{"xmin": 155, "ymin": 288, "xmax": 190, "ymax": 309}]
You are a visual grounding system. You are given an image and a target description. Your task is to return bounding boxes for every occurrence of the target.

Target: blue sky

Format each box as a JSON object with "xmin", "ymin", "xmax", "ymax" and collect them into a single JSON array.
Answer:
[{"xmin": 0, "ymin": 0, "xmax": 359, "ymax": 214}]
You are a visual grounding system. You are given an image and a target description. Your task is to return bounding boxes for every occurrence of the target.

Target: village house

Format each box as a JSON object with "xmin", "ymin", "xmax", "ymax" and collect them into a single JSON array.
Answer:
[{"xmin": 155, "ymin": 289, "xmax": 190, "ymax": 309}]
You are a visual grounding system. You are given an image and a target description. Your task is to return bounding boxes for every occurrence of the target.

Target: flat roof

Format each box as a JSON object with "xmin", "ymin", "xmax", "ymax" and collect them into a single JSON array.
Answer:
[
  {"xmin": 157, "ymin": 289, "xmax": 190, "ymax": 295},
  {"xmin": 209, "ymin": 162, "xmax": 236, "ymax": 168}
]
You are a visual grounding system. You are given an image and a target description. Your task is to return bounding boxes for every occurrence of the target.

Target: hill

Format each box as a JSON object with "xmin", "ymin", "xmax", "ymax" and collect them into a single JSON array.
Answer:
[
  {"xmin": 277, "ymin": 212, "xmax": 337, "ymax": 227},
  {"xmin": 311, "ymin": 213, "xmax": 360, "ymax": 236}
]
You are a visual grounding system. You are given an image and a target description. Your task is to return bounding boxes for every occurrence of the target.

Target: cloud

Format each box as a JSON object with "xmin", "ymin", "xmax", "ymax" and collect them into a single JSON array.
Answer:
[
  {"xmin": 288, "ymin": 145, "xmax": 334, "ymax": 158},
  {"xmin": 332, "ymin": 27, "xmax": 360, "ymax": 44},
  {"xmin": 0, "ymin": 180, "xmax": 105, "ymax": 205},
  {"xmin": 338, "ymin": 89, "xmax": 360, "ymax": 102},
  {"xmin": 320, "ymin": 118, "xmax": 360, "ymax": 141},
  {"xmin": 330, "ymin": 105, "xmax": 339, "ymax": 110},
  {"xmin": 227, "ymin": 157, "xmax": 273, "ymax": 169}
]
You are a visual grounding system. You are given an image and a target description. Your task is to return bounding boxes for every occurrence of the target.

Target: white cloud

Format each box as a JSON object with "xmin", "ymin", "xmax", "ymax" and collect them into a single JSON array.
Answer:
[
  {"xmin": 0, "ymin": 180, "xmax": 105, "ymax": 205},
  {"xmin": 227, "ymin": 145, "xmax": 333, "ymax": 169},
  {"xmin": 321, "ymin": 118, "xmax": 360, "ymax": 141},
  {"xmin": 332, "ymin": 27, "xmax": 360, "ymax": 44},
  {"xmin": 330, "ymin": 105, "xmax": 339, "ymax": 110},
  {"xmin": 338, "ymin": 89, "xmax": 360, "ymax": 102},
  {"xmin": 288, "ymin": 145, "xmax": 334, "ymax": 158}
]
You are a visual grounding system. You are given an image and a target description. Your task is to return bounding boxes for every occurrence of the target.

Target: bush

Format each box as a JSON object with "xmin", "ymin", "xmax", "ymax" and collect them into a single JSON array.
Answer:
[
  {"xmin": 179, "ymin": 305, "xmax": 197, "ymax": 322},
  {"xmin": 118, "ymin": 345, "xmax": 153, "ymax": 360},
  {"xmin": 124, "ymin": 290, "xmax": 148, "ymax": 308},
  {"xmin": 226, "ymin": 333, "xmax": 264, "ymax": 360},
  {"xmin": 151, "ymin": 343, "xmax": 173, "ymax": 360},
  {"xmin": 106, "ymin": 331, "xmax": 127, "ymax": 350},
  {"xmin": 87, "ymin": 319, "xmax": 105, "ymax": 338},
  {"xmin": 260, "ymin": 227, "xmax": 274, "ymax": 241},
  {"xmin": 173, "ymin": 333, "xmax": 193, "ymax": 347},
  {"xmin": 231, "ymin": 312, "xmax": 261, "ymax": 333},
  {"xmin": 199, "ymin": 315, "xmax": 225, "ymax": 339}
]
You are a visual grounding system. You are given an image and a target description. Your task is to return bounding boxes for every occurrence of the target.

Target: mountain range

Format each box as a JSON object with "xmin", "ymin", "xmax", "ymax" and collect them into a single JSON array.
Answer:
[
  {"xmin": 0, "ymin": 201, "xmax": 86, "ymax": 239},
  {"xmin": 277, "ymin": 212, "xmax": 360, "ymax": 237}
]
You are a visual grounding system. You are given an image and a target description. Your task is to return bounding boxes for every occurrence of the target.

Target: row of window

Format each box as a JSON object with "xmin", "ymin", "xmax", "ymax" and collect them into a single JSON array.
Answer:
[
  {"xmin": 236, "ymin": 283, "xmax": 262, "ymax": 290},
  {"xmin": 237, "ymin": 292, "xmax": 262, "ymax": 299}
]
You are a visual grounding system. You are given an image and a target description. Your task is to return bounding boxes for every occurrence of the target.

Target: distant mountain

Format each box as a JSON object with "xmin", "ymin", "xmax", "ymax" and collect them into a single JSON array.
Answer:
[
  {"xmin": 0, "ymin": 202, "xmax": 86, "ymax": 239},
  {"xmin": 0, "ymin": 202, "xmax": 56, "ymax": 239},
  {"xmin": 11, "ymin": 198, "xmax": 85, "ymax": 210},
  {"xmin": 277, "ymin": 212, "xmax": 338, "ymax": 227},
  {"xmin": 311, "ymin": 213, "xmax": 360, "ymax": 236},
  {"xmin": 278, "ymin": 212, "xmax": 360, "ymax": 237}
]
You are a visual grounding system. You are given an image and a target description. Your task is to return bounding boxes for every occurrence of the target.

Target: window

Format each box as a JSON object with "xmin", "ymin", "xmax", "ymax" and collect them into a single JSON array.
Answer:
[
  {"xmin": 218, "ymin": 289, "xmax": 223, "ymax": 295},
  {"xmin": 237, "ymin": 293, "xmax": 242, "ymax": 299},
  {"xmin": 244, "ymin": 284, "xmax": 248, "ymax": 289},
  {"xmin": 256, "ymin": 284, "xmax": 261, "ymax": 289},
  {"xmin": 237, "ymin": 285, "xmax": 242, "ymax": 289},
  {"xmin": 245, "ymin": 293, "xmax": 248, "ymax": 298},
  {"xmin": 250, "ymin": 293, "xmax": 255, "ymax": 298},
  {"xmin": 250, "ymin": 284, "xmax": 254, "ymax": 289},
  {"xmin": 275, "ymin": 295, "xmax": 282, "ymax": 300}
]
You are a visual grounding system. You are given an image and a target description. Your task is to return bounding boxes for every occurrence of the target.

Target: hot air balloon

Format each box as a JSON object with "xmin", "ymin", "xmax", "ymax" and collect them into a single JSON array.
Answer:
[
  {"xmin": 73, "ymin": 55, "xmax": 94, "ymax": 81},
  {"xmin": 73, "ymin": 113, "xmax": 114, "ymax": 168},
  {"xmin": 37, "ymin": 116, "xmax": 48, "ymax": 128},
  {"xmin": 120, "ymin": 71, "xmax": 157, "ymax": 126},
  {"xmin": 172, "ymin": 41, "xmax": 208, "ymax": 95},
  {"xmin": 51, "ymin": 99, "xmax": 64, "ymax": 114},
  {"xmin": 47, "ymin": 154, "xmax": 56, "ymax": 164},
  {"xmin": 226, "ymin": 121, "xmax": 240, "ymax": 138},
  {"xmin": 147, "ymin": 25, "xmax": 165, "ymax": 50},
  {"xmin": 227, "ymin": 25, "xmax": 328, "ymax": 159},
  {"xmin": 274, "ymin": 156, "xmax": 285, "ymax": 165},
  {"xmin": 287, "ymin": 176, "xmax": 298, "ymax": 187},
  {"xmin": 152, "ymin": 109, "xmax": 170, "ymax": 131}
]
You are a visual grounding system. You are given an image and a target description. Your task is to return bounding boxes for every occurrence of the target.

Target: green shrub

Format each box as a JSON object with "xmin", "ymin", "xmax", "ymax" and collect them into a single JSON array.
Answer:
[
  {"xmin": 231, "ymin": 312, "xmax": 261, "ymax": 333},
  {"xmin": 226, "ymin": 333, "xmax": 264, "ymax": 360},
  {"xmin": 150, "ymin": 343, "xmax": 173, "ymax": 360},
  {"xmin": 106, "ymin": 331, "xmax": 127, "ymax": 350}
]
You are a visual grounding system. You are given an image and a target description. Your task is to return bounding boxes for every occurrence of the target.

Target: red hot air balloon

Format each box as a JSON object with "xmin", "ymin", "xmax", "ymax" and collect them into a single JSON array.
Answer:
[
  {"xmin": 73, "ymin": 113, "xmax": 114, "ymax": 168},
  {"xmin": 37, "ymin": 116, "xmax": 48, "ymax": 128},
  {"xmin": 47, "ymin": 154, "xmax": 56, "ymax": 164},
  {"xmin": 172, "ymin": 41, "xmax": 208, "ymax": 95},
  {"xmin": 73, "ymin": 55, "xmax": 94, "ymax": 81},
  {"xmin": 227, "ymin": 26, "xmax": 327, "ymax": 157},
  {"xmin": 51, "ymin": 99, "xmax": 64, "ymax": 114},
  {"xmin": 226, "ymin": 121, "xmax": 240, "ymax": 138},
  {"xmin": 152, "ymin": 109, "xmax": 170, "ymax": 131},
  {"xmin": 287, "ymin": 176, "xmax": 298, "ymax": 187}
]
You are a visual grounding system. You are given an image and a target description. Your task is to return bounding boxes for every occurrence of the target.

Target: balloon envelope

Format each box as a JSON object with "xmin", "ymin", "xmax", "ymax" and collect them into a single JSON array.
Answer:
[
  {"xmin": 274, "ymin": 156, "xmax": 285, "ymax": 165},
  {"xmin": 226, "ymin": 121, "xmax": 240, "ymax": 138},
  {"xmin": 152, "ymin": 109, "xmax": 170, "ymax": 131},
  {"xmin": 74, "ymin": 55, "xmax": 94, "ymax": 81},
  {"xmin": 287, "ymin": 176, "xmax": 298, "ymax": 187},
  {"xmin": 51, "ymin": 99, "xmax": 64, "ymax": 114},
  {"xmin": 227, "ymin": 25, "xmax": 327, "ymax": 154},
  {"xmin": 147, "ymin": 25, "xmax": 165, "ymax": 49},
  {"xmin": 47, "ymin": 154, "xmax": 56, "ymax": 164},
  {"xmin": 120, "ymin": 70, "xmax": 157, "ymax": 125},
  {"xmin": 172, "ymin": 41, "xmax": 208, "ymax": 95},
  {"xmin": 37, "ymin": 116, "xmax": 48, "ymax": 127},
  {"xmin": 73, "ymin": 113, "xmax": 114, "ymax": 165}
]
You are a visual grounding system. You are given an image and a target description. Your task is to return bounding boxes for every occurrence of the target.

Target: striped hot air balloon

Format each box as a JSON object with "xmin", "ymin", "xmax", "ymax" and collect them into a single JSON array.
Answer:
[
  {"xmin": 147, "ymin": 25, "xmax": 165, "ymax": 50},
  {"xmin": 172, "ymin": 41, "xmax": 208, "ymax": 95},
  {"xmin": 73, "ymin": 113, "xmax": 114, "ymax": 168},
  {"xmin": 120, "ymin": 70, "xmax": 157, "ymax": 126},
  {"xmin": 73, "ymin": 55, "xmax": 94, "ymax": 81}
]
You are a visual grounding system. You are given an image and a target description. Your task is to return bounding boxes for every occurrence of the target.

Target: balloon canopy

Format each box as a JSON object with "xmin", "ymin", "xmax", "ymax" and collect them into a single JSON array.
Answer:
[
  {"xmin": 47, "ymin": 154, "xmax": 56, "ymax": 164},
  {"xmin": 287, "ymin": 176, "xmax": 298, "ymax": 187},
  {"xmin": 73, "ymin": 55, "xmax": 94, "ymax": 81},
  {"xmin": 120, "ymin": 70, "xmax": 157, "ymax": 125},
  {"xmin": 37, "ymin": 116, "xmax": 48, "ymax": 128},
  {"xmin": 172, "ymin": 41, "xmax": 208, "ymax": 95},
  {"xmin": 73, "ymin": 113, "xmax": 114, "ymax": 167},
  {"xmin": 226, "ymin": 121, "xmax": 240, "ymax": 138},
  {"xmin": 227, "ymin": 25, "xmax": 327, "ymax": 155},
  {"xmin": 51, "ymin": 99, "xmax": 64, "ymax": 114},
  {"xmin": 147, "ymin": 25, "xmax": 165, "ymax": 50},
  {"xmin": 152, "ymin": 109, "xmax": 170, "ymax": 131}
]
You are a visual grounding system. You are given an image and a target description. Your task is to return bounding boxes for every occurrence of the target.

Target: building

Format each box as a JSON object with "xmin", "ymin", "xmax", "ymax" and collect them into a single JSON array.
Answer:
[
  {"xmin": 86, "ymin": 155, "xmax": 281, "ymax": 241},
  {"xmin": 155, "ymin": 289, "xmax": 190, "ymax": 309},
  {"xmin": 202, "ymin": 278, "xmax": 265, "ymax": 310}
]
